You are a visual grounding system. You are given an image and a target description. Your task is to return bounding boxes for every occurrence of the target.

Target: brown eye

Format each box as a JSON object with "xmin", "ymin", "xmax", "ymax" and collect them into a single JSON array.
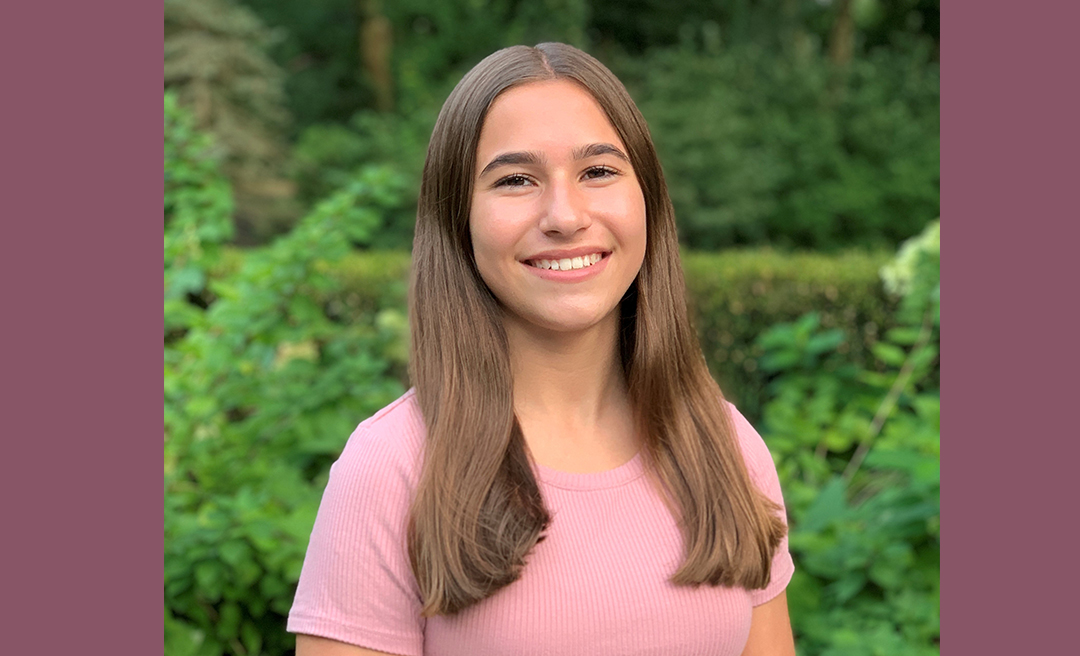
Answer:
[
  {"xmin": 495, "ymin": 174, "xmax": 533, "ymax": 188},
  {"xmin": 583, "ymin": 166, "xmax": 618, "ymax": 180}
]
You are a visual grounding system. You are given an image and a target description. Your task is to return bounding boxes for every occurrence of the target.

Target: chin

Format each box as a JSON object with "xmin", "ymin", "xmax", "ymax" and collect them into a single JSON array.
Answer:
[{"xmin": 516, "ymin": 304, "xmax": 619, "ymax": 336}]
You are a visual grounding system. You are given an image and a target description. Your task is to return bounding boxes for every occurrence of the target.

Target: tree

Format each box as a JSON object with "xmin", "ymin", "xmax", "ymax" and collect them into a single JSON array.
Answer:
[{"xmin": 165, "ymin": 0, "xmax": 299, "ymax": 242}]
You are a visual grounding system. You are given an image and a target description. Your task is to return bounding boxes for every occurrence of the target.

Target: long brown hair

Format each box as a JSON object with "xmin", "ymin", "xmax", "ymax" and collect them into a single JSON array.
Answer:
[{"xmin": 408, "ymin": 42, "xmax": 786, "ymax": 617}]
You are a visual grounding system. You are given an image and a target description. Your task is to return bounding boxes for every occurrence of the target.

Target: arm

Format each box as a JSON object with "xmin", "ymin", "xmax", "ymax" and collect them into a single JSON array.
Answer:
[
  {"xmin": 726, "ymin": 402, "xmax": 796, "ymax": 655},
  {"xmin": 287, "ymin": 415, "xmax": 426, "ymax": 656},
  {"xmin": 740, "ymin": 591, "xmax": 796, "ymax": 656},
  {"xmin": 296, "ymin": 634, "xmax": 407, "ymax": 656}
]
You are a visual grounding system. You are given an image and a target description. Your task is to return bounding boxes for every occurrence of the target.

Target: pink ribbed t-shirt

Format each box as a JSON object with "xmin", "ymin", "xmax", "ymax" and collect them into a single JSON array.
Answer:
[{"xmin": 288, "ymin": 390, "xmax": 794, "ymax": 656}]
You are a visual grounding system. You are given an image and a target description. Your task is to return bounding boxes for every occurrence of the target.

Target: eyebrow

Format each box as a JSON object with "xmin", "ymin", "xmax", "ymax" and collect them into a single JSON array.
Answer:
[
  {"xmin": 573, "ymin": 142, "xmax": 629, "ymax": 163},
  {"xmin": 477, "ymin": 142, "xmax": 630, "ymax": 178}
]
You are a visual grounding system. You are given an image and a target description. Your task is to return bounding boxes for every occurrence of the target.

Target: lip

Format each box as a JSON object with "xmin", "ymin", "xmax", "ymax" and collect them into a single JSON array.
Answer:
[{"xmin": 521, "ymin": 251, "xmax": 611, "ymax": 282}]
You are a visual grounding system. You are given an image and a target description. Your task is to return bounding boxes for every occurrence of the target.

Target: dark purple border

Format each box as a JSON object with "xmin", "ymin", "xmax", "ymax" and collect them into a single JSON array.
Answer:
[
  {"xmin": 5, "ymin": 3, "xmax": 162, "ymax": 653},
  {"xmin": 944, "ymin": 1, "xmax": 1077, "ymax": 652},
  {"xmin": 5, "ymin": 1, "xmax": 1066, "ymax": 653}
]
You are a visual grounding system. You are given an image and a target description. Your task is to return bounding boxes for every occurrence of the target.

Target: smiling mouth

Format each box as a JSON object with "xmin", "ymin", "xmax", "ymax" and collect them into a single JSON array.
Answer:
[{"xmin": 524, "ymin": 252, "xmax": 606, "ymax": 271}]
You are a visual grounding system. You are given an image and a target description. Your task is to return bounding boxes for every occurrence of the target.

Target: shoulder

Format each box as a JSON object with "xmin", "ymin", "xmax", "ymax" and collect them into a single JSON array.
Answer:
[
  {"xmin": 722, "ymin": 400, "xmax": 774, "ymax": 477},
  {"xmin": 722, "ymin": 399, "xmax": 786, "ymax": 508},
  {"xmin": 303, "ymin": 389, "xmax": 427, "ymax": 565},
  {"xmin": 289, "ymin": 390, "xmax": 428, "ymax": 652},
  {"xmin": 332, "ymin": 389, "xmax": 426, "ymax": 492}
]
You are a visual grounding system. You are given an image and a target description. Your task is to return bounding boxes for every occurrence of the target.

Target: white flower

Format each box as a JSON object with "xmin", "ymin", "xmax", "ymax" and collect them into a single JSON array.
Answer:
[{"xmin": 881, "ymin": 220, "xmax": 940, "ymax": 297}]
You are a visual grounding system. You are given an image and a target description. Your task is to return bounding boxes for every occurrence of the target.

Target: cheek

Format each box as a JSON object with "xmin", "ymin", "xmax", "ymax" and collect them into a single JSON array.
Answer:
[
  {"xmin": 621, "ymin": 198, "xmax": 648, "ymax": 276},
  {"xmin": 604, "ymin": 192, "xmax": 647, "ymax": 254},
  {"xmin": 470, "ymin": 196, "xmax": 535, "ymax": 253}
]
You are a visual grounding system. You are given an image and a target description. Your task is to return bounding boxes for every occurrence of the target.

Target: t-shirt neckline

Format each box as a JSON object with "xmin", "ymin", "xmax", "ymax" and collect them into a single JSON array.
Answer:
[{"xmin": 532, "ymin": 450, "xmax": 646, "ymax": 490}]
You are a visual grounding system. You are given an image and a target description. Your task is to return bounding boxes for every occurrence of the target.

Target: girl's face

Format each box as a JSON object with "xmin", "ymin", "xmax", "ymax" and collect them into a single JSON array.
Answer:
[{"xmin": 469, "ymin": 79, "xmax": 647, "ymax": 336}]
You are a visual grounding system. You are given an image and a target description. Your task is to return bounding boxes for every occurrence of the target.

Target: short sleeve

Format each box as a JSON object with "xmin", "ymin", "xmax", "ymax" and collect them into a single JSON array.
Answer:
[
  {"xmin": 287, "ymin": 421, "xmax": 425, "ymax": 655},
  {"xmin": 726, "ymin": 402, "xmax": 795, "ymax": 607}
]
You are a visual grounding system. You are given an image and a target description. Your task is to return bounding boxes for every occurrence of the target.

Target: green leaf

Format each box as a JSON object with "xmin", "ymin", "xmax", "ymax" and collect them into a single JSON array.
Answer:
[
  {"xmin": 912, "ymin": 395, "xmax": 940, "ymax": 429},
  {"xmin": 240, "ymin": 621, "xmax": 263, "ymax": 655},
  {"xmin": 884, "ymin": 326, "xmax": 922, "ymax": 345},
  {"xmin": 218, "ymin": 540, "xmax": 249, "ymax": 568},
  {"xmin": 806, "ymin": 329, "xmax": 845, "ymax": 355},
  {"xmin": 872, "ymin": 342, "xmax": 907, "ymax": 367},
  {"xmin": 828, "ymin": 572, "xmax": 867, "ymax": 603},
  {"xmin": 799, "ymin": 476, "xmax": 848, "ymax": 533},
  {"xmin": 167, "ymin": 266, "xmax": 207, "ymax": 300},
  {"xmin": 193, "ymin": 561, "xmax": 222, "ymax": 603},
  {"xmin": 760, "ymin": 350, "xmax": 800, "ymax": 372},
  {"xmin": 217, "ymin": 602, "xmax": 241, "ymax": 640}
]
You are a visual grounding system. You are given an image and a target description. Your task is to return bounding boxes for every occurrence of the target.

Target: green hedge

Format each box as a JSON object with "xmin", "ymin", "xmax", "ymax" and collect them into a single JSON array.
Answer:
[
  {"xmin": 683, "ymin": 249, "xmax": 899, "ymax": 421},
  {"xmin": 218, "ymin": 247, "xmax": 898, "ymax": 423}
]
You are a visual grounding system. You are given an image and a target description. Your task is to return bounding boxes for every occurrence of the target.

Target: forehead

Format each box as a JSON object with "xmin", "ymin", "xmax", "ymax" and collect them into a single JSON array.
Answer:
[{"xmin": 476, "ymin": 79, "xmax": 626, "ymax": 158}]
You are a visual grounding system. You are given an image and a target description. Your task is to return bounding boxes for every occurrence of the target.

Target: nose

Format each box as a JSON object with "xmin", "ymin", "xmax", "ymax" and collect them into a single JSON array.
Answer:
[{"xmin": 538, "ymin": 175, "xmax": 590, "ymax": 236}]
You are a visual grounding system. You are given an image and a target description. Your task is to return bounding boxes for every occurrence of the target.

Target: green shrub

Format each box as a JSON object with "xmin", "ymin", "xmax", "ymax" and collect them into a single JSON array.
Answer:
[
  {"xmin": 757, "ymin": 221, "xmax": 941, "ymax": 655},
  {"xmin": 164, "ymin": 91, "xmax": 234, "ymax": 338},
  {"xmin": 211, "ymin": 248, "xmax": 412, "ymax": 336},
  {"xmin": 164, "ymin": 168, "xmax": 410, "ymax": 656},
  {"xmin": 683, "ymin": 249, "xmax": 900, "ymax": 421},
  {"xmin": 290, "ymin": 109, "xmax": 436, "ymax": 249}
]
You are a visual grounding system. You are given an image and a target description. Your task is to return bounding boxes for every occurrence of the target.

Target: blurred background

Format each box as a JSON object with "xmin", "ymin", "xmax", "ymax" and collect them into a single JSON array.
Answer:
[{"xmin": 164, "ymin": 1, "xmax": 940, "ymax": 654}]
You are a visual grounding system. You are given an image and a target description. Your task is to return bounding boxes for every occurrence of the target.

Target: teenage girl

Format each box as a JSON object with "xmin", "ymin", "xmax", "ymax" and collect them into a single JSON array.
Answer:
[{"xmin": 289, "ymin": 42, "xmax": 796, "ymax": 656}]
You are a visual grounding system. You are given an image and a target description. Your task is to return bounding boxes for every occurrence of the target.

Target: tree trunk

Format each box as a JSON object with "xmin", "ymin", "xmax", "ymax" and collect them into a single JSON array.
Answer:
[
  {"xmin": 359, "ymin": 0, "xmax": 394, "ymax": 112},
  {"xmin": 827, "ymin": 0, "xmax": 856, "ymax": 103},
  {"xmin": 829, "ymin": 0, "xmax": 855, "ymax": 67}
]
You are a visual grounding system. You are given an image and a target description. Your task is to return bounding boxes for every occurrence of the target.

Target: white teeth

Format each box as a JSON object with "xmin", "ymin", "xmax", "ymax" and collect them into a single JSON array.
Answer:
[{"xmin": 527, "ymin": 253, "xmax": 605, "ymax": 270}]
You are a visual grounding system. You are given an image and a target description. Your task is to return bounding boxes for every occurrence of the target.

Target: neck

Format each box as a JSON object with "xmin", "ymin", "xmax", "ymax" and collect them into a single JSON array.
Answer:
[{"xmin": 503, "ymin": 310, "xmax": 639, "ymax": 472}]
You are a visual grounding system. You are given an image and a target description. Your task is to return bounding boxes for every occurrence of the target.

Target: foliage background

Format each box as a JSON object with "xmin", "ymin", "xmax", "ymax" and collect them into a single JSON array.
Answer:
[{"xmin": 164, "ymin": 2, "xmax": 940, "ymax": 654}]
